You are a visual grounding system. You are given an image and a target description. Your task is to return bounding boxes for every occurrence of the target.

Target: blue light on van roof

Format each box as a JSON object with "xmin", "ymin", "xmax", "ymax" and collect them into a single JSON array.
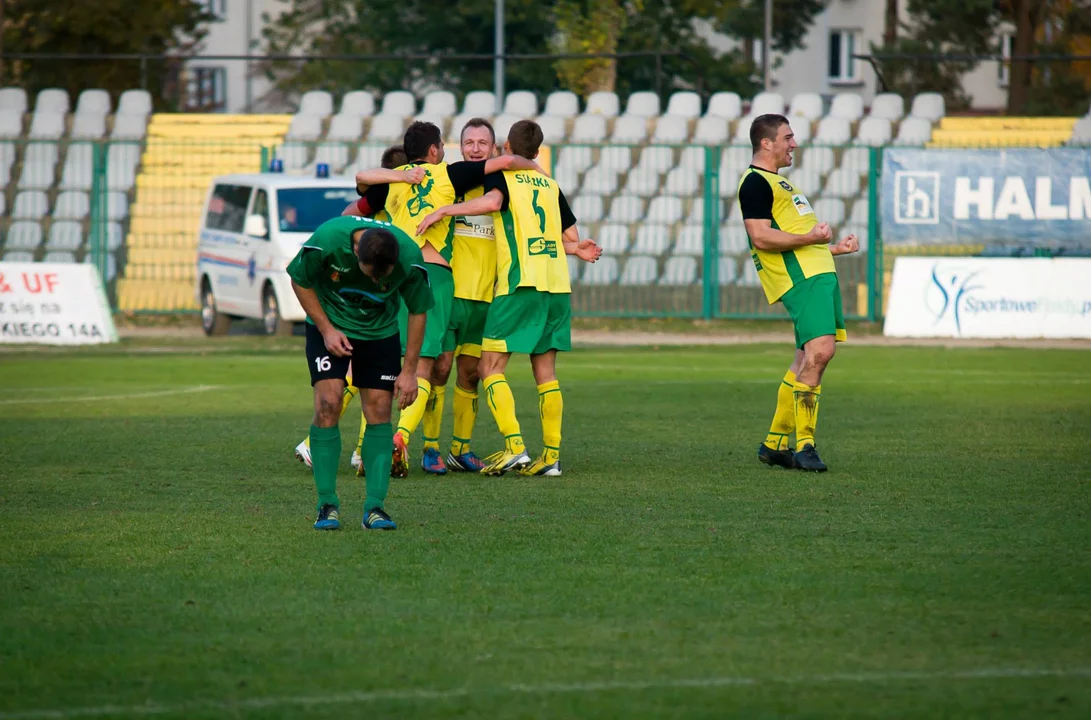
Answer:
[
  {"xmin": 269, "ymin": 158, "xmax": 284, "ymax": 173},
  {"xmin": 316, "ymin": 163, "xmax": 330, "ymax": 178}
]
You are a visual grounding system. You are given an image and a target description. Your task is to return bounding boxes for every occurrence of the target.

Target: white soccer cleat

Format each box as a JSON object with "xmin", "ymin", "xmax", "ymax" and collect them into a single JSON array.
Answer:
[
  {"xmin": 294, "ymin": 440, "xmax": 312, "ymax": 468},
  {"xmin": 351, "ymin": 451, "xmax": 362, "ymax": 471}
]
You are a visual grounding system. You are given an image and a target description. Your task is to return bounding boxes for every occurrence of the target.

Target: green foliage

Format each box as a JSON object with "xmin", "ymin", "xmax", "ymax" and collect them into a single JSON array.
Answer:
[
  {"xmin": 720, "ymin": 0, "xmax": 829, "ymax": 54},
  {"xmin": 552, "ymin": 0, "xmax": 636, "ymax": 95}
]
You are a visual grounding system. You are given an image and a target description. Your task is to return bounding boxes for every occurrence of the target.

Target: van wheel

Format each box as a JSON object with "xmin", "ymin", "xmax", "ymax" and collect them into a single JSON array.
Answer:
[
  {"xmin": 262, "ymin": 284, "xmax": 292, "ymax": 336},
  {"xmin": 201, "ymin": 279, "xmax": 231, "ymax": 336}
]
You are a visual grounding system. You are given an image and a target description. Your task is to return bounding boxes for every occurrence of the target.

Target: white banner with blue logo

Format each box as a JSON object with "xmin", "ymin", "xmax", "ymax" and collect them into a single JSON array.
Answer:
[
  {"xmin": 881, "ymin": 148, "xmax": 1091, "ymax": 245},
  {"xmin": 884, "ymin": 257, "xmax": 1091, "ymax": 338}
]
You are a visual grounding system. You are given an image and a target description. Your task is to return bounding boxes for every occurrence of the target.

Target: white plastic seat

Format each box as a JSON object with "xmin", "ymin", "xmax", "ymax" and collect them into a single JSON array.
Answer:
[
  {"xmin": 381, "ymin": 91, "xmax": 416, "ymax": 118},
  {"xmin": 570, "ymin": 115, "xmax": 608, "ymax": 143},
  {"xmin": 536, "ymin": 115, "xmax": 567, "ymax": 143},
  {"xmin": 12, "ymin": 191, "xmax": 49, "ymax": 220},
  {"xmin": 869, "ymin": 93, "xmax": 904, "ymax": 121},
  {"xmin": 724, "ymin": 200, "xmax": 745, "ymax": 226},
  {"xmin": 750, "ymin": 92, "xmax": 785, "ymax": 116},
  {"xmin": 828, "ymin": 93, "xmax": 864, "ymax": 122},
  {"xmin": 686, "ymin": 197, "xmax": 724, "ymax": 226},
  {"xmin": 646, "ymin": 196, "xmax": 683, "ymax": 225},
  {"xmin": 814, "ymin": 116, "xmax": 852, "ymax": 145},
  {"xmin": 0, "ymin": 109, "xmax": 22, "ymax": 138},
  {"xmin": 29, "ymin": 112, "xmax": 65, "ymax": 140},
  {"xmin": 411, "ymin": 113, "xmax": 448, "ymax": 135},
  {"xmin": 117, "ymin": 90, "xmax": 152, "ymax": 117},
  {"xmin": 797, "ymin": 146, "xmax": 836, "ymax": 176},
  {"xmin": 105, "ymin": 222, "xmax": 123, "ymax": 252},
  {"xmin": 108, "ymin": 143, "xmax": 142, "ymax": 171},
  {"xmin": 572, "ymin": 195, "xmax": 605, "ymax": 223},
  {"xmin": 340, "ymin": 91, "xmax": 376, "ymax": 117},
  {"xmin": 663, "ymin": 167, "xmax": 700, "ymax": 197},
  {"xmin": 895, "ymin": 117, "xmax": 933, "ymax": 145},
  {"xmin": 813, "ymin": 198, "xmax": 845, "ymax": 226},
  {"xmin": 731, "ymin": 115, "xmax": 756, "ymax": 144},
  {"xmin": 368, "ymin": 115, "xmax": 405, "ymax": 143},
  {"xmin": 17, "ymin": 160, "xmax": 55, "ymax": 190},
  {"xmin": 558, "ymin": 146, "xmax": 594, "ymax": 173},
  {"xmin": 720, "ymin": 146, "xmax": 752, "ymax": 177},
  {"xmin": 620, "ymin": 255, "xmax": 658, "ymax": 285},
  {"xmin": 848, "ymin": 198, "xmax": 870, "ymax": 225},
  {"xmin": 706, "ymin": 92, "xmax": 742, "ymax": 120},
  {"xmin": 278, "ymin": 142, "xmax": 311, "ymax": 170},
  {"xmin": 41, "ymin": 251, "xmax": 76, "ymax": 264},
  {"xmin": 679, "ymin": 146, "xmax": 707, "ymax": 172},
  {"xmin": 462, "ymin": 91, "xmax": 496, "ymax": 117},
  {"xmin": 47, "ymin": 221, "xmax": 83, "ymax": 251},
  {"xmin": 666, "ymin": 92, "xmax": 701, "ymax": 118},
  {"xmin": 492, "ymin": 114, "xmax": 521, "ymax": 142},
  {"xmin": 636, "ymin": 146, "xmax": 675, "ymax": 173},
  {"xmin": 785, "ymin": 168, "xmax": 823, "ymax": 196},
  {"xmin": 4, "ymin": 250, "xmax": 35, "ymax": 263},
  {"xmin": 53, "ymin": 191, "xmax": 90, "ymax": 220},
  {"xmin": 581, "ymin": 166, "xmax": 619, "ymax": 195},
  {"xmin": 606, "ymin": 195, "xmax": 645, "ymax": 223},
  {"xmin": 503, "ymin": 91, "xmax": 537, "ymax": 117},
  {"xmin": 24, "ymin": 143, "xmax": 58, "ymax": 167},
  {"xmin": 719, "ymin": 224, "xmax": 750, "ymax": 254},
  {"xmin": 909, "ymin": 92, "xmax": 945, "ymax": 123},
  {"xmin": 448, "ymin": 113, "xmax": 477, "ymax": 138},
  {"xmin": 693, "ymin": 117, "xmax": 728, "ymax": 145},
  {"xmin": 622, "ymin": 167, "xmax": 661, "ymax": 198},
  {"xmin": 611, "ymin": 116, "xmax": 648, "ymax": 143},
  {"xmin": 674, "ymin": 225, "xmax": 704, "ymax": 255},
  {"xmin": 597, "ymin": 224, "xmax": 630, "ymax": 254},
  {"xmin": 71, "ymin": 113, "xmax": 106, "ymax": 140},
  {"xmin": 718, "ymin": 257, "xmax": 739, "ymax": 285},
  {"xmin": 299, "ymin": 90, "xmax": 334, "ymax": 117},
  {"xmin": 34, "ymin": 88, "xmax": 70, "ymax": 114},
  {"xmin": 598, "ymin": 146, "xmax": 633, "ymax": 172},
  {"xmin": 823, "ymin": 168, "xmax": 860, "ymax": 199},
  {"xmin": 287, "ymin": 114, "xmax": 322, "ymax": 141},
  {"xmin": 326, "ymin": 114, "xmax": 363, "ymax": 141},
  {"xmin": 106, "ymin": 192, "xmax": 128, "ymax": 221},
  {"xmin": 789, "ymin": 120, "xmax": 812, "ymax": 144},
  {"xmin": 544, "ymin": 91, "xmax": 579, "ymax": 117},
  {"xmin": 651, "ymin": 116, "xmax": 689, "ymax": 143},
  {"xmin": 59, "ymin": 143, "xmax": 93, "ymax": 190},
  {"xmin": 582, "ymin": 256, "xmax": 619, "ymax": 285},
  {"xmin": 840, "ymin": 146, "xmax": 871, "ymax": 176},
  {"xmin": 421, "ymin": 91, "xmax": 457, "ymax": 117},
  {"xmin": 1070, "ymin": 117, "xmax": 1091, "ymax": 145},
  {"xmin": 106, "ymin": 144, "xmax": 140, "ymax": 190},
  {"xmin": 738, "ymin": 260, "xmax": 761, "ymax": 287},
  {"xmin": 585, "ymin": 91, "xmax": 619, "ymax": 117},
  {"xmin": 624, "ymin": 91, "xmax": 660, "ymax": 118},
  {"xmin": 84, "ymin": 253, "xmax": 118, "ymax": 282},
  {"xmin": 0, "ymin": 87, "xmax": 28, "ymax": 114},
  {"xmin": 631, "ymin": 224, "xmax": 671, "ymax": 255},
  {"xmin": 5, "ymin": 222, "xmax": 43, "ymax": 250},
  {"xmin": 553, "ymin": 165, "xmax": 580, "ymax": 195},
  {"xmin": 313, "ymin": 142, "xmax": 351, "ymax": 172},
  {"xmin": 660, "ymin": 256, "xmax": 697, "ymax": 286},
  {"xmin": 354, "ymin": 145, "xmax": 386, "ymax": 171},
  {"xmin": 855, "ymin": 117, "xmax": 892, "ymax": 146},
  {"xmin": 111, "ymin": 113, "xmax": 148, "ymax": 140},
  {"xmin": 789, "ymin": 92, "xmax": 823, "ymax": 121},
  {"xmin": 567, "ymin": 255, "xmax": 581, "ymax": 283}
]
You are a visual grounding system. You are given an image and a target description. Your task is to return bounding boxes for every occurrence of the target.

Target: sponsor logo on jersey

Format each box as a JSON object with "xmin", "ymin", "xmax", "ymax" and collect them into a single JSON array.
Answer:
[
  {"xmin": 792, "ymin": 194, "xmax": 814, "ymax": 216},
  {"xmin": 528, "ymin": 237, "xmax": 558, "ymax": 258},
  {"xmin": 779, "ymin": 180, "xmax": 793, "ymax": 192}
]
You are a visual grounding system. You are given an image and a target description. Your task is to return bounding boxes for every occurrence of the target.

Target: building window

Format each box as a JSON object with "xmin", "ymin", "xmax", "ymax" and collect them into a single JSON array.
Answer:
[
  {"xmin": 185, "ymin": 66, "xmax": 227, "ymax": 112},
  {"xmin": 828, "ymin": 29, "xmax": 861, "ymax": 84},
  {"xmin": 999, "ymin": 32, "xmax": 1014, "ymax": 87},
  {"xmin": 200, "ymin": 0, "xmax": 227, "ymax": 18}
]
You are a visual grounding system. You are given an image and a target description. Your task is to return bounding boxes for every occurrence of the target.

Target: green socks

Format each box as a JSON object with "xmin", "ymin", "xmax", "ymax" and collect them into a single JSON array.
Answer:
[
  {"xmin": 310, "ymin": 424, "xmax": 341, "ymax": 512},
  {"xmin": 362, "ymin": 422, "xmax": 394, "ymax": 513}
]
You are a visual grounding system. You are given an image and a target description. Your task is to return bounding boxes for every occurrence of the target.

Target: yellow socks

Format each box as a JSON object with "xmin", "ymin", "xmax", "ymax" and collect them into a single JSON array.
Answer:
[
  {"xmin": 450, "ymin": 384, "xmax": 479, "ymax": 457},
  {"xmin": 483, "ymin": 374, "xmax": 525, "ymax": 455},
  {"xmin": 764, "ymin": 370, "xmax": 796, "ymax": 452},
  {"xmin": 396, "ymin": 377, "xmax": 432, "ymax": 444},
  {"xmin": 421, "ymin": 384, "xmax": 446, "ymax": 451},
  {"xmin": 356, "ymin": 413, "xmax": 367, "ymax": 456},
  {"xmin": 792, "ymin": 381, "xmax": 821, "ymax": 450},
  {"xmin": 537, "ymin": 380, "xmax": 562, "ymax": 464}
]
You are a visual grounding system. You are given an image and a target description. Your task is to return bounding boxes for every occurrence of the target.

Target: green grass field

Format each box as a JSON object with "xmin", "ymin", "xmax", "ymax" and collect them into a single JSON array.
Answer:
[{"xmin": 1, "ymin": 338, "xmax": 1090, "ymax": 719}]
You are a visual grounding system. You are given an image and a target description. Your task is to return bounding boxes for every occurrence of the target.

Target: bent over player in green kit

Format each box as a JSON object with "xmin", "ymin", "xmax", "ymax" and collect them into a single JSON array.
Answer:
[{"xmin": 287, "ymin": 216, "xmax": 434, "ymax": 530}]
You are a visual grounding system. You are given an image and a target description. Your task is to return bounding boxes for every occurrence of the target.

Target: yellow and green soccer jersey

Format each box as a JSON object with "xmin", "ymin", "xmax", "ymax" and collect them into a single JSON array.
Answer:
[
  {"xmin": 736, "ymin": 165, "xmax": 836, "ymax": 304},
  {"xmin": 485, "ymin": 170, "xmax": 578, "ymax": 297},
  {"xmin": 451, "ymin": 186, "xmax": 498, "ymax": 303}
]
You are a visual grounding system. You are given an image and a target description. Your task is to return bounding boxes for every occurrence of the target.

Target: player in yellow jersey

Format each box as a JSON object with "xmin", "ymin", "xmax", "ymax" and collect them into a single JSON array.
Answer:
[
  {"xmin": 355, "ymin": 121, "xmax": 543, "ymax": 478},
  {"xmin": 738, "ymin": 114, "xmax": 860, "ymax": 472},
  {"xmin": 415, "ymin": 120, "xmax": 602, "ymax": 476}
]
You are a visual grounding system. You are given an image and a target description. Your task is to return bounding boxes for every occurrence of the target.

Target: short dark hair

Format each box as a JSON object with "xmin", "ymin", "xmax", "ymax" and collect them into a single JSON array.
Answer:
[
  {"xmin": 355, "ymin": 227, "xmax": 399, "ymax": 275},
  {"xmin": 461, "ymin": 118, "xmax": 495, "ymax": 144},
  {"xmin": 750, "ymin": 113, "xmax": 790, "ymax": 153},
  {"xmin": 403, "ymin": 121, "xmax": 442, "ymax": 162},
  {"xmin": 507, "ymin": 119, "xmax": 544, "ymax": 159},
  {"xmin": 381, "ymin": 145, "xmax": 407, "ymax": 169}
]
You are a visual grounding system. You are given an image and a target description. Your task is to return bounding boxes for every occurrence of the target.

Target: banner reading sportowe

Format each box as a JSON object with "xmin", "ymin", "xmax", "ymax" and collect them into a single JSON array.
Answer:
[
  {"xmin": 884, "ymin": 257, "xmax": 1091, "ymax": 339},
  {"xmin": 0, "ymin": 263, "xmax": 119, "ymax": 345},
  {"xmin": 881, "ymin": 148, "xmax": 1091, "ymax": 245}
]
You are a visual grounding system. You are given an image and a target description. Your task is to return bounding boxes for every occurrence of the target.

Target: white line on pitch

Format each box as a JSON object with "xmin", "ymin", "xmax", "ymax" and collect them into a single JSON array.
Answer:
[
  {"xmin": 0, "ymin": 385, "xmax": 224, "ymax": 406},
  {"xmin": 1, "ymin": 667, "xmax": 1088, "ymax": 719}
]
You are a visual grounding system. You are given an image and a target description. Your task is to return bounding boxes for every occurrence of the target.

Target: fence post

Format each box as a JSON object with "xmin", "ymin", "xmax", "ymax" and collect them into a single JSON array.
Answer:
[
  {"xmin": 701, "ymin": 145, "xmax": 720, "ymax": 319},
  {"xmin": 260, "ymin": 145, "xmax": 269, "ymax": 171},
  {"xmin": 88, "ymin": 141, "xmax": 108, "ymax": 288},
  {"xmin": 867, "ymin": 146, "xmax": 882, "ymax": 322}
]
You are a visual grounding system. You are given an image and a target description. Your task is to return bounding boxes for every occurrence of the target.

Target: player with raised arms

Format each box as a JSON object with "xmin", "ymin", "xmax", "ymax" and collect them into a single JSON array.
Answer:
[{"xmin": 287, "ymin": 215, "xmax": 434, "ymax": 530}]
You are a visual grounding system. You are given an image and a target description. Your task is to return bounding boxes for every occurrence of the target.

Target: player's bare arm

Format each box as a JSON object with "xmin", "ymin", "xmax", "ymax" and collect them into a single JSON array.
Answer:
[
  {"xmin": 415, "ymin": 190, "xmax": 504, "ymax": 236},
  {"xmin": 829, "ymin": 234, "xmax": 860, "ymax": 256},
  {"xmin": 561, "ymin": 224, "xmax": 602, "ymax": 263},
  {"xmin": 354, "ymin": 166, "xmax": 426, "ymax": 191},
  {"xmin": 397, "ymin": 312, "xmax": 427, "ymax": 409},
  {"xmin": 744, "ymin": 219, "xmax": 832, "ymax": 252},
  {"xmin": 483, "ymin": 155, "xmax": 547, "ymax": 176},
  {"xmin": 291, "ymin": 280, "xmax": 353, "ymax": 357}
]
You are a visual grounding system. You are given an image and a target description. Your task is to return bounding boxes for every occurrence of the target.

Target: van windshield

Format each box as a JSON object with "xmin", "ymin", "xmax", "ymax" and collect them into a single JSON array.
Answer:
[{"xmin": 276, "ymin": 187, "xmax": 357, "ymax": 233}]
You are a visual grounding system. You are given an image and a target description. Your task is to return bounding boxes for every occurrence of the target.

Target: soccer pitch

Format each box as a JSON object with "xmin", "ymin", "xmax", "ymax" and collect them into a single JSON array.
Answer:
[{"xmin": 1, "ymin": 338, "xmax": 1089, "ymax": 719}]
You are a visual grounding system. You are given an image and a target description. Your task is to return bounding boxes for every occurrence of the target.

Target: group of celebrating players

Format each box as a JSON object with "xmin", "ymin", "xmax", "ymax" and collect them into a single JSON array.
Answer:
[{"xmin": 287, "ymin": 117, "xmax": 602, "ymax": 531}]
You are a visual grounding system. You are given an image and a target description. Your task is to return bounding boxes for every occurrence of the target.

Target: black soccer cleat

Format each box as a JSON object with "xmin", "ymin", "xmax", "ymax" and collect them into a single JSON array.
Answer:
[
  {"xmin": 757, "ymin": 443, "xmax": 795, "ymax": 469},
  {"xmin": 792, "ymin": 444, "xmax": 828, "ymax": 472}
]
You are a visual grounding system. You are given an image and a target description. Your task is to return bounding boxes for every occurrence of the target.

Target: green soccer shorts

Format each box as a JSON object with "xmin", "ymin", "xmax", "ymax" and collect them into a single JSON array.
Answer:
[
  {"xmin": 780, "ymin": 272, "xmax": 847, "ymax": 350},
  {"xmin": 444, "ymin": 297, "xmax": 490, "ymax": 358},
  {"xmin": 482, "ymin": 288, "xmax": 572, "ymax": 355},
  {"xmin": 398, "ymin": 263, "xmax": 454, "ymax": 359}
]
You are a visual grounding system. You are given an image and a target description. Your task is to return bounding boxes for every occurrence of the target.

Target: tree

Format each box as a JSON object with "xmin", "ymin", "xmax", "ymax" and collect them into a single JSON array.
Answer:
[
  {"xmin": 0, "ymin": 0, "xmax": 210, "ymax": 110},
  {"xmin": 552, "ymin": 0, "xmax": 639, "ymax": 95},
  {"xmin": 1005, "ymin": 0, "xmax": 1091, "ymax": 115}
]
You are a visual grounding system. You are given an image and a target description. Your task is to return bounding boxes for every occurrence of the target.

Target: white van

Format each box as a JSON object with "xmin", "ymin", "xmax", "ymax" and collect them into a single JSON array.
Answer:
[{"xmin": 194, "ymin": 173, "xmax": 357, "ymax": 335}]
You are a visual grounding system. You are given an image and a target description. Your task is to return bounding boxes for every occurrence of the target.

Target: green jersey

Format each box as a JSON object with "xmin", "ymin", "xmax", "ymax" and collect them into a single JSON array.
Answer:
[{"xmin": 287, "ymin": 216, "xmax": 434, "ymax": 340}]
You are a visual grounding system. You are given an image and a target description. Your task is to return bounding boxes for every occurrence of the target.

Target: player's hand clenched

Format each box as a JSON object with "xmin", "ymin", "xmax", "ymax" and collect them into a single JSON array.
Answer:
[
  {"xmin": 830, "ymin": 234, "xmax": 860, "ymax": 256},
  {"xmin": 393, "ymin": 369, "xmax": 418, "ymax": 410},
  {"xmin": 322, "ymin": 328, "xmax": 353, "ymax": 357},
  {"xmin": 808, "ymin": 222, "xmax": 832, "ymax": 243},
  {"xmin": 403, "ymin": 167, "xmax": 427, "ymax": 185}
]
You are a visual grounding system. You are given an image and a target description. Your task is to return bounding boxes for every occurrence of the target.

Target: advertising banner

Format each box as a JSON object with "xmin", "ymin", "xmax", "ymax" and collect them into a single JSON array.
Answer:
[{"xmin": 0, "ymin": 263, "xmax": 119, "ymax": 345}]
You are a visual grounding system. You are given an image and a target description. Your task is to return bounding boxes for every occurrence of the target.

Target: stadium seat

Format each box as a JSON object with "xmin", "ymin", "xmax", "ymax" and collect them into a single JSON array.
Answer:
[
  {"xmin": 731, "ymin": 116, "xmax": 755, "ymax": 144},
  {"xmin": 543, "ymin": 91, "xmax": 579, "ymax": 117},
  {"xmin": 910, "ymin": 92, "xmax": 945, "ymax": 123},
  {"xmin": 299, "ymin": 90, "xmax": 333, "ymax": 117},
  {"xmin": 581, "ymin": 165, "xmax": 619, "ymax": 195},
  {"xmin": 111, "ymin": 113, "xmax": 148, "ymax": 140},
  {"xmin": 46, "ymin": 221, "xmax": 84, "ymax": 251},
  {"xmin": 636, "ymin": 146, "xmax": 675, "ymax": 174},
  {"xmin": 693, "ymin": 116, "xmax": 728, "ymax": 145},
  {"xmin": 340, "ymin": 91, "xmax": 376, "ymax": 117},
  {"xmin": 869, "ymin": 92, "xmax": 905, "ymax": 121},
  {"xmin": 4, "ymin": 250, "xmax": 35, "ymax": 262},
  {"xmin": 368, "ymin": 115, "xmax": 405, "ymax": 143},
  {"xmin": 492, "ymin": 114, "xmax": 521, "ymax": 142},
  {"xmin": 651, "ymin": 116, "xmax": 690, "ymax": 144},
  {"xmin": 4, "ymin": 222, "xmax": 43, "ymax": 251},
  {"xmin": 375, "ymin": 91, "xmax": 413, "ymax": 118},
  {"xmin": 665, "ymin": 92, "xmax": 702, "ymax": 119},
  {"xmin": 106, "ymin": 192, "xmax": 128, "ymax": 221},
  {"xmin": 0, "ymin": 188, "xmax": 6, "ymax": 215},
  {"xmin": 607, "ymin": 195, "xmax": 645, "ymax": 223},
  {"xmin": 620, "ymin": 255, "xmax": 658, "ymax": 284},
  {"xmin": 554, "ymin": 164, "xmax": 580, "ymax": 194},
  {"xmin": 354, "ymin": 144, "xmax": 386, "ymax": 171},
  {"xmin": 277, "ymin": 141, "xmax": 311, "ymax": 170},
  {"xmin": 855, "ymin": 117, "xmax": 892, "ymax": 146},
  {"xmin": 1071, "ymin": 117, "xmax": 1091, "ymax": 145},
  {"xmin": 788, "ymin": 92, "xmax": 823, "ymax": 121},
  {"xmin": 582, "ymin": 256, "xmax": 619, "ymax": 285},
  {"xmin": 679, "ymin": 146, "xmax": 707, "ymax": 172},
  {"xmin": 790, "ymin": 120, "xmax": 812, "ymax": 144},
  {"xmin": 585, "ymin": 91, "xmax": 620, "ymax": 117},
  {"xmin": 720, "ymin": 146, "xmax": 752, "ymax": 177},
  {"xmin": 29, "ymin": 112, "xmax": 65, "ymax": 140},
  {"xmin": 738, "ymin": 259, "xmax": 761, "ymax": 286},
  {"xmin": 686, "ymin": 197, "xmax": 723, "ymax": 226},
  {"xmin": 313, "ymin": 142, "xmax": 350, "ymax": 172},
  {"xmin": 287, "ymin": 114, "xmax": 322, "ymax": 141},
  {"xmin": 840, "ymin": 146, "xmax": 871, "ymax": 176},
  {"xmin": 34, "ymin": 88, "xmax": 70, "ymax": 114},
  {"xmin": 597, "ymin": 224, "xmax": 631, "ymax": 254},
  {"xmin": 612, "ymin": 116, "xmax": 648, "ymax": 143},
  {"xmin": 660, "ymin": 256, "xmax": 698, "ymax": 286},
  {"xmin": 632, "ymin": 224, "xmax": 671, "ymax": 256},
  {"xmin": 674, "ymin": 225, "xmax": 704, "ymax": 255},
  {"xmin": 895, "ymin": 116, "xmax": 933, "ymax": 145},
  {"xmin": 12, "ymin": 191, "xmax": 49, "ymax": 220},
  {"xmin": 462, "ymin": 91, "xmax": 496, "ymax": 117},
  {"xmin": 0, "ymin": 109, "xmax": 22, "ymax": 138},
  {"xmin": 325, "ymin": 114, "xmax": 363, "ymax": 142},
  {"xmin": 447, "ymin": 113, "xmax": 476, "ymax": 138},
  {"xmin": 536, "ymin": 115, "xmax": 567, "ymax": 143},
  {"xmin": 723, "ymin": 199, "xmax": 744, "ymax": 226},
  {"xmin": 566, "ymin": 254, "xmax": 581, "ymax": 283},
  {"xmin": 823, "ymin": 168, "xmax": 860, "ymax": 199},
  {"xmin": 664, "ymin": 167, "xmax": 700, "ymax": 197},
  {"xmin": 42, "ymin": 250, "xmax": 77, "ymax": 264},
  {"xmin": 797, "ymin": 146, "xmax": 836, "ymax": 176},
  {"xmin": 718, "ymin": 257, "xmax": 739, "ymax": 285},
  {"xmin": 719, "ymin": 224, "xmax": 750, "ymax": 254},
  {"xmin": 84, "ymin": 253, "xmax": 118, "ymax": 282},
  {"xmin": 117, "ymin": 89, "xmax": 152, "ymax": 117},
  {"xmin": 828, "ymin": 93, "xmax": 864, "ymax": 122},
  {"xmin": 0, "ymin": 87, "xmax": 28, "ymax": 114},
  {"xmin": 571, "ymin": 114, "xmax": 608, "ymax": 143},
  {"xmin": 58, "ymin": 143, "xmax": 92, "ymax": 190},
  {"xmin": 622, "ymin": 167, "xmax": 661, "ymax": 198},
  {"xmin": 422, "ymin": 91, "xmax": 457, "ymax": 117},
  {"xmin": 750, "ymin": 92, "xmax": 785, "ymax": 116},
  {"xmin": 53, "ymin": 191, "xmax": 90, "ymax": 220},
  {"xmin": 572, "ymin": 195, "xmax": 605, "ymax": 223},
  {"xmin": 558, "ymin": 145, "xmax": 594, "ymax": 173},
  {"xmin": 813, "ymin": 198, "xmax": 845, "ymax": 226},
  {"xmin": 71, "ymin": 113, "xmax": 106, "ymax": 140},
  {"xmin": 504, "ymin": 91, "xmax": 538, "ymax": 117},
  {"xmin": 624, "ymin": 91, "xmax": 661, "ymax": 118},
  {"xmin": 847, "ymin": 197, "xmax": 870, "ymax": 226},
  {"xmin": 108, "ymin": 142, "xmax": 141, "ymax": 171},
  {"xmin": 706, "ymin": 92, "xmax": 742, "ymax": 120},
  {"xmin": 647, "ymin": 196, "xmax": 683, "ymax": 224},
  {"xmin": 413, "ymin": 113, "xmax": 448, "ymax": 135},
  {"xmin": 814, "ymin": 116, "xmax": 852, "ymax": 145},
  {"xmin": 17, "ymin": 158, "xmax": 55, "ymax": 190},
  {"xmin": 599, "ymin": 145, "xmax": 634, "ymax": 172}
]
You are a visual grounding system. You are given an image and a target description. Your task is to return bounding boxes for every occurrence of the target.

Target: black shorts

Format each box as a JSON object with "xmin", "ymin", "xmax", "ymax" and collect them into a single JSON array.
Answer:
[{"xmin": 304, "ymin": 322, "xmax": 401, "ymax": 391}]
